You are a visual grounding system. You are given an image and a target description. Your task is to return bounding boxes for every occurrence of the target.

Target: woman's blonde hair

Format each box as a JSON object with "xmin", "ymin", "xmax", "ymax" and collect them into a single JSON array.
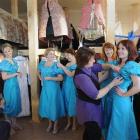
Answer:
[
  {"xmin": 44, "ymin": 48, "xmax": 55, "ymax": 57},
  {"xmin": 1, "ymin": 43, "xmax": 13, "ymax": 51}
]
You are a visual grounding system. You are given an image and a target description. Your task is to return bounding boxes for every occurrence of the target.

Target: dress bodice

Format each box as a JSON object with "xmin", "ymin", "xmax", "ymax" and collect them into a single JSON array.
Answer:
[
  {"xmin": 38, "ymin": 61, "xmax": 62, "ymax": 86},
  {"xmin": 63, "ymin": 64, "xmax": 77, "ymax": 80},
  {"xmin": 111, "ymin": 61, "xmax": 140, "ymax": 92},
  {"xmin": 0, "ymin": 59, "xmax": 18, "ymax": 73}
]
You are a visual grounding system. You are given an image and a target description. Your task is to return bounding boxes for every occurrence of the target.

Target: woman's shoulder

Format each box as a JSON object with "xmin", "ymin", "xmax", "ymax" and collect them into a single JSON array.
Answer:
[
  {"xmin": 97, "ymin": 59, "xmax": 118, "ymax": 65},
  {"xmin": 2, "ymin": 59, "xmax": 9, "ymax": 63},
  {"xmin": 69, "ymin": 64, "xmax": 77, "ymax": 70},
  {"xmin": 39, "ymin": 60, "xmax": 46, "ymax": 65},
  {"xmin": 123, "ymin": 61, "xmax": 140, "ymax": 75},
  {"xmin": 1, "ymin": 59, "xmax": 14, "ymax": 65},
  {"xmin": 97, "ymin": 59, "xmax": 105, "ymax": 64},
  {"xmin": 124, "ymin": 61, "xmax": 138, "ymax": 68},
  {"xmin": 0, "ymin": 59, "xmax": 13, "ymax": 72},
  {"xmin": 74, "ymin": 72, "xmax": 91, "ymax": 83},
  {"xmin": 111, "ymin": 60, "xmax": 118, "ymax": 65}
]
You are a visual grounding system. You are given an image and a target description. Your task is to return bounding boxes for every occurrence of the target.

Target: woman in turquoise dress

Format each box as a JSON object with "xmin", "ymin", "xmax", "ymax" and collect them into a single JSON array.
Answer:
[
  {"xmin": 107, "ymin": 40, "xmax": 139, "ymax": 140},
  {"xmin": 38, "ymin": 48, "xmax": 65, "ymax": 134},
  {"xmin": 116, "ymin": 57, "xmax": 140, "ymax": 139},
  {"xmin": 97, "ymin": 42, "xmax": 117, "ymax": 138},
  {"xmin": 1, "ymin": 43, "xmax": 21, "ymax": 133},
  {"xmin": 57, "ymin": 48, "xmax": 77, "ymax": 131}
]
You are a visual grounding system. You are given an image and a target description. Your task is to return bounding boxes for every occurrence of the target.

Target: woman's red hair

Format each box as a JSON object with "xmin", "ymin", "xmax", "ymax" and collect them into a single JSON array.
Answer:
[{"xmin": 102, "ymin": 42, "xmax": 116, "ymax": 61}]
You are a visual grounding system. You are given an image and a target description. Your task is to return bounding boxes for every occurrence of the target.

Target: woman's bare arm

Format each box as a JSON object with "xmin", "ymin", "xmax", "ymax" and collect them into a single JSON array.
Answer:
[
  {"xmin": 116, "ymin": 75, "xmax": 140, "ymax": 96},
  {"xmin": 1, "ymin": 72, "xmax": 19, "ymax": 80}
]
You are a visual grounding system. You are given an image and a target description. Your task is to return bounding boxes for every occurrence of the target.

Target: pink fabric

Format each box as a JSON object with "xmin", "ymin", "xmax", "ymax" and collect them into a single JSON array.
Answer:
[
  {"xmin": 94, "ymin": 0, "xmax": 105, "ymax": 26},
  {"xmin": 39, "ymin": 0, "xmax": 68, "ymax": 39},
  {"xmin": 63, "ymin": 8, "xmax": 73, "ymax": 39},
  {"xmin": 79, "ymin": 0, "xmax": 105, "ymax": 30},
  {"xmin": 79, "ymin": 4, "xmax": 91, "ymax": 29}
]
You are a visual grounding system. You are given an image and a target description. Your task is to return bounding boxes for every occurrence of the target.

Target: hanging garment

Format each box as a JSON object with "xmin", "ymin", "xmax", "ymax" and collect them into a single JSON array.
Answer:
[
  {"xmin": 79, "ymin": 0, "xmax": 105, "ymax": 30},
  {"xmin": 71, "ymin": 24, "xmax": 79, "ymax": 50},
  {"xmin": 78, "ymin": 0, "xmax": 105, "ymax": 45},
  {"xmin": 83, "ymin": 36, "xmax": 105, "ymax": 47},
  {"xmin": 14, "ymin": 56, "xmax": 30, "ymax": 117},
  {"xmin": 0, "ymin": 8, "xmax": 28, "ymax": 47},
  {"xmin": 46, "ymin": 1, "xmax": 55, "ymax": 39},
  {"xmin": 63, "ymin": 7, "xmax": 73, "ymax": 40},
  {"xmin": 39, "ymin": 0, "xmax": 68, "ymax": 40}
]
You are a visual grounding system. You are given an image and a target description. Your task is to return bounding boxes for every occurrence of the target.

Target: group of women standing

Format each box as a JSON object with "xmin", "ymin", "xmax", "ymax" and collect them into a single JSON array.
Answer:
[
  {"xmin": 74, "ymin": 40, "xmax": 140, "ymax": 140},
  {"xmin": 37, "ymin": 48, "xmax": 77, "ymax": 134},
  {"xmin": 0, "ymin": 40, "xmax": 140, "ymax": 140},
  {"xmin": 0, "ymin": 43, "xmax": 78, "ymax": 136},
  {"xmin": 100, "ymin": 40, "xmax": 140, "ymax": 140}
]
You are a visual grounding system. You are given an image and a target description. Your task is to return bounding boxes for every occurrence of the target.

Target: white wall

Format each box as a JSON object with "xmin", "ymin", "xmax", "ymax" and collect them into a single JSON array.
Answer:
[{"xmin": 116, "ymin": 5, "xmax": 140, "ymax": 34}]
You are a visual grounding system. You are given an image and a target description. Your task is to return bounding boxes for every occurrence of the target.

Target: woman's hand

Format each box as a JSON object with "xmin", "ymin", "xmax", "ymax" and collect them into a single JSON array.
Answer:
[
  {"xmin": 115, "ymin": 87, "xmax": 125, "ymax": 96},
  {"xmin": 115, "ymin": 75, "xmax": 140, "ymax": 97},
  {"xmin": 38, "ymin": 75, "xmax": 42, "ymax": 81},
  {"xmin": 44, "ymin": 76, "xmax": 52, "ymax": 80},
  {"xmin": 0, "ymin": 98, "xmax": 4, "ymax": 108},
  {"xmin": 111, "ymin": 77, "xmax": 123, "ymax": 87},
  {"xmin": 111, "ymin": 65, "xmax": 120, "ymax": 72},
  {"xmin": 17, "ymin": 72, "xmax": 22, "ymax": 77},
  {"xmin": 57, "ymin": 63, "xmax": 64, "ymax": 69}
]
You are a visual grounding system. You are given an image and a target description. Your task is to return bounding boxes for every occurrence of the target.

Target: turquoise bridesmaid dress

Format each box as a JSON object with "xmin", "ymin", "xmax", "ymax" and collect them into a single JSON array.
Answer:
[
  {"xmin": 97, "ymin": 59, "xmax": 117, "ymax": 138},
  {"xmin": 38, "ymin": 61, "xmax": 65, "ymax": 121},
  {"xmin": 1, "ymin": 59, "xmax": 21, "ymax": 117},
  {"xmin": 107, "ymin": 61, "xmax": 139, "ymax": 140},
  {"xmin": 62, "ymin": 64, "xmax": 77, "ymax": 117}
]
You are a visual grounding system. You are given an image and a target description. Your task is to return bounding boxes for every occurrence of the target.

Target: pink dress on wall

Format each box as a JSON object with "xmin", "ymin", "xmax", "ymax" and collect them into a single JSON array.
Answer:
[
  {"xmin": 39, "ymin": 0, "xmax": 68, "ymax": 39},
  {"xmin": 79, "ymin": 0, "xmax": 105, "ymax": 30}
]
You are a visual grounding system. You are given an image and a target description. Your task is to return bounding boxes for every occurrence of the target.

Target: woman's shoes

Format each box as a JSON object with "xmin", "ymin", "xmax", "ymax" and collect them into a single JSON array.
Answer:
[
  {"xmin": 64, "ymin": 123, "xmax": 71, "ymax": 131},
  {"xmin": 72, "ymin": 125, "xmax": 76, "ymax": 131},
  {"xmin": 46, "ymin": 124, "xmax": 58, "ymax": 134},
  {"xmin": 10, "ymin": 128, "xmax": 16, "ymax": 136},
  {"xmin": 46, "ymin": 125, "xmax": 53, "ymax": 133},
  {"xmin": 52, "ymin": 128, "xmax": 58, "ymax": 135},
  {"xmin": 12, "ymin": 123, "xmax": 23, "ymax": 131},
  {"xmin": 64, "ymin": 123, "xmax": 76, "ymax": 131}
]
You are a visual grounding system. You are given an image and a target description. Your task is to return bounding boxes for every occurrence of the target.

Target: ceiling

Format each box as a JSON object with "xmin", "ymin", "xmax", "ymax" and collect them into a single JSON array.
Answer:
[{"xmin": 0, "ymin": 0, "xmax": 140, "ymax": 16}]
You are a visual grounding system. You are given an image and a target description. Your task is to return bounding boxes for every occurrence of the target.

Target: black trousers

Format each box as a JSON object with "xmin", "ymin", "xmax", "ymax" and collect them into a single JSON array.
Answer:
[
  {"xmin": 133, "ymin": 94, "xmax": 140, "ymax": 140},
  {"xmin": 83, "ymin": 121, "xmax": 102, "ymax": 140},
  {"xmin": 0, "ymin": 121, "xmax": 11, "ymax": 140}
]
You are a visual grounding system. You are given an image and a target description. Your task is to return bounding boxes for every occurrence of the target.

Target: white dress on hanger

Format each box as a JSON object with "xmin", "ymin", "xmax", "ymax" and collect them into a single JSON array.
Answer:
[{"xmin": 14, "ymin": 56, "xmax": 30, "ymax": 117}]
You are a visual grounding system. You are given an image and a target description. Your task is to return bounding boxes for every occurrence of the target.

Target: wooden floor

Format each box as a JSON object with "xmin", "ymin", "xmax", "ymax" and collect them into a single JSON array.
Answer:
[{"xmin": 10, "ymin": 117, "xmax": 83, "ymax": 140}]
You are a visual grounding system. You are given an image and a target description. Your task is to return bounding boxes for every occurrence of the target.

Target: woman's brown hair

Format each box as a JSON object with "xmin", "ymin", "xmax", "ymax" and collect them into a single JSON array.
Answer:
[
  {"xmin": 117, "ymin": 40, "xmax": 138, "ymax": 62},
  {"xmin": 65, "ymin": 48, "xmax": 76, "ymax": 56},
  {"xmin": 76, "ymin": 47, "xmax": 95, "ymax": 68},
  {"xmin": 102, "ymin": 42, "xmax": 116, "ymax": 61}
]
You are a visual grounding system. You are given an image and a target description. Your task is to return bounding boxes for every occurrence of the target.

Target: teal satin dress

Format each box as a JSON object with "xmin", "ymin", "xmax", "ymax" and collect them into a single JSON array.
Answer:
[
  {"xmin": 61, "ymin": 64, "xmax": 77, "ymax": 117},
  {"xmin": 97, "ymin": 59, "xmax": 118, "ymax": 138},
  {"xmin": 107, "ymin": 61, "xmax": 139, "ymax": 140},
  {"xmin": 38, "ymin": 61, "xmax": 65, "ymax": 121},
  {"xmin": 0, "ymin": 59, "xmax": 21, "ymax": 117}
]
